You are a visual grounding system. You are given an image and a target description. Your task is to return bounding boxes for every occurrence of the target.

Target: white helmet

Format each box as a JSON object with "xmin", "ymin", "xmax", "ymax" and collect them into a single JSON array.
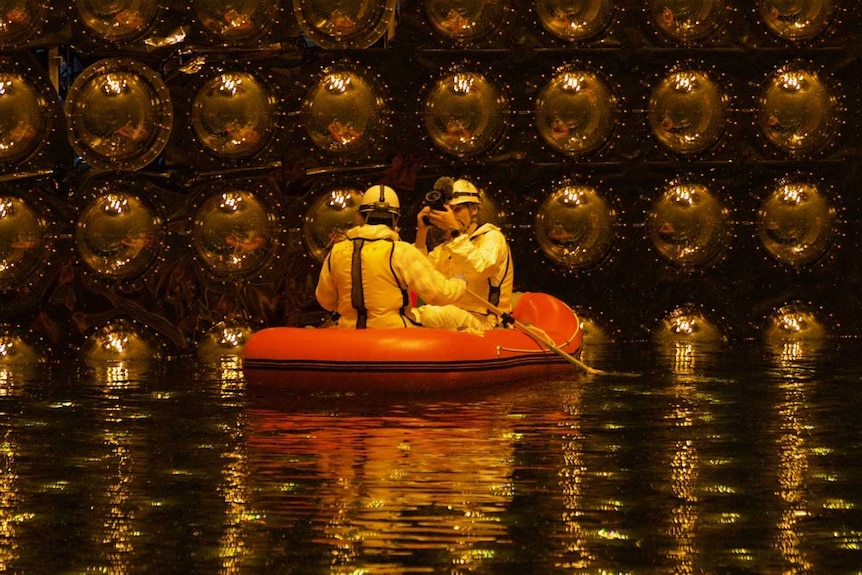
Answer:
[
  {"xmin": 359, "ymin": 184, "xmax": 400, "ymax": 216},
  {"xmin": 447, "ymin": 179, "xmax": 482, "ymax": 205}
]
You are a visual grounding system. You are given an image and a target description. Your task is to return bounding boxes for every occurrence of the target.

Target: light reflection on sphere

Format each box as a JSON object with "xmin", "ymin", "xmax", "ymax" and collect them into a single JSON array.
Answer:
[
  {"xmin": 649, "ymin": 69, "xmax": 726, "ymax": 154},
  {"xmin": 757, "ymin": 66, "xmax": 839, "ymax": 156},
  {"xmin": 764, "ymin": 303, "xmax": 828, "ymax": 341},
  {"xmin": 578, "ymin": 315, "xmax": 612, "ymax": 344},
  {"xmin": 192, "ymin": 189, "xmax": 276, "ymax": 279},
  {"xmin": 303, "ymin": 186, "xmax": 364, "ymax": 263},
  {"xmin": 757, "ymin": 0, "xmax": 835, "ymax": 41},
  {"xmin": 647, "ymin": 0, "xmax": 728, "ymax": 43},
  {"xmin": 423, "ymin": 70, "xmax": 509, "ymax": 158},
  {"xmin": 0, "ymin": 71, "xmax": 51, "ymax": 165},
  {"xmin": 424, "ymin": 0, "xmax": 509, "ymax": 43},
  {"xmin": 76, "ymin": 0, "xmax": 159, "ymax": 42},
  {"xmin": 535, "ymin": 184, "xmax": 616, "ymax": 271},
  {"xmin": 535, "ymin": 68, "xmax": 616, "ymax": 157},
  {"xmin": 293, "ymin": 0, "xmax": 397, "ymax": 49},
  {"xmin": 64, "ymin": 58, "xmax": 173, "ymax": 171},
  {"xmin": 301, "ymin": 68, "xmax": 386, "ymax": 156},
  {"xmin": 0, "ymin": 196, "xmax": 49, "ymax": 290},
  {"xmin": 0, "ymin": 327, "xmax": 45, "ymax": 366},
  {"xmin": 192, "ymin": 71, "xmax": 276, "ymax": 159},
  {"xmin": 648, "ymin": 181, "xmax": 729, "ymax": 268},
  {"xmin": 476, "ymin": 189, "xmax": 507, "ymax": 228},
  {"xmin": 0, "ymin": 2, "xmax": 48, "ymax": 48},
  {"xmin": 197, "ymin": 320, "xmax": 254, "ymax": 363},
  {"xmin": 757, "ymin": 181, "xmax": 835, "ymax": 267},
  {"xmin": 535, "ymin": 0, "xmax": 615, "ymax": 42},
  {"xmin": 81, "ymin": 319, "xmax": 163, "ymax": 363},
  {"xmin": 76, "ymin": 192, "xmax": 163, "ymax": 279},
  {"xmin": 194, "ymin": 0, "xmax": 277, "ymax": 44},
  {"xmin": 653, "ymin": 305, "xmax": 724, "ymax": 343}
]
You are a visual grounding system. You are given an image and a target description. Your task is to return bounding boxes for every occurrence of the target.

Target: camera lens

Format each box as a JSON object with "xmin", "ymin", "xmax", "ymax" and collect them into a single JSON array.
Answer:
[
  {"xmin": 425, "ymin": 190, "xmax": 444, "ymax": 208},
  {"xmin": 423, "ymin": 190, "xmax": 446, "ymax": 224}
]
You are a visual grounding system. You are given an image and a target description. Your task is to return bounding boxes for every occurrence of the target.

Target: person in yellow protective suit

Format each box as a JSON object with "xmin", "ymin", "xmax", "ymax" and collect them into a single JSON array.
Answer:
[
  {"xmin": 316, "ymin": 184, "xmax": 468, "ymax": 329},
  {"xmin": 413, "ymin": 177, "xmax": 514, "ymax": 333}
]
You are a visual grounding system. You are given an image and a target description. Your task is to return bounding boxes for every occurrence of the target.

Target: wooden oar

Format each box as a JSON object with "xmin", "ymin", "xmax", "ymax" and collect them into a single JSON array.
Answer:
[{"xmin": 465, "ymin": 289, "xmax": 609, "ymax": 376}]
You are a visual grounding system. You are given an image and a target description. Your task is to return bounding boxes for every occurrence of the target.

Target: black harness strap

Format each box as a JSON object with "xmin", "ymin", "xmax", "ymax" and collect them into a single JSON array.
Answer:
[
  {"xmin": 388, "ymin": 242, "xmax": 409, "ymax": 319},
  {"xmin": 351, "ymin": 237, "xmax": 410, "ymax": 328},
  {"xmin": 350, "ymin": 238, "xmax": 367, "ymax": 329},
  {"xmin": 488, "ymin": 282, "xmax": 501, "ymax": 307},
  {"xmin": 469, "ymin": 231, "xmax": 511, "ymax": 308},
  {"xmin": 487, "ymin": 249, "xmax": 511, "ymax": 306}
]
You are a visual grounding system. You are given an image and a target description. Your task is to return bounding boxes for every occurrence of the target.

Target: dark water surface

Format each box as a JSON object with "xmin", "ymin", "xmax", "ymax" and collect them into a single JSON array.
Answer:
[{"xmin": 1, "ymin": 339, "xmax": 862, "ymax": 574}]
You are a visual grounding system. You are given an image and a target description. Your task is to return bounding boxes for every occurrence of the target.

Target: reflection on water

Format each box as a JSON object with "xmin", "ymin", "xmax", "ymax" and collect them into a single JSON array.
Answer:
[
  {"xmin": 246, "ymin": 396, "xmax": 516, "ymax": 572},
  {"xmin": 0, "ymin": 341, "xmax": 860, "ymax": 573}
]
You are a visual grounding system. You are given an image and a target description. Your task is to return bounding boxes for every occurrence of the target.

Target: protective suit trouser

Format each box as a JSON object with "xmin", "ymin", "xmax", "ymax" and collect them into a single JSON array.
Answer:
[{"xmin": 411, "ymin": 304, "xmax": 497, "ymax": 334}]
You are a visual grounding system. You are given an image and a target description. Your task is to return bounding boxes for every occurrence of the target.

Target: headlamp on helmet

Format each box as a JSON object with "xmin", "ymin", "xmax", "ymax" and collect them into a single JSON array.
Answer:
[
  {"xmin": 359, "ymin": 184, "xmax": 401, "ymax": 216},
  {"xmin": 447, "ymin": 179, "xmax": 482, "ymax": 206}
]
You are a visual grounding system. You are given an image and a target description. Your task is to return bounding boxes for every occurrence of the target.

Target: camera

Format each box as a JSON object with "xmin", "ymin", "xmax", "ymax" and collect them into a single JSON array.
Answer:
[{"xmin": 422, "ymin": 190, "xmax": 447, "ymax": 225}]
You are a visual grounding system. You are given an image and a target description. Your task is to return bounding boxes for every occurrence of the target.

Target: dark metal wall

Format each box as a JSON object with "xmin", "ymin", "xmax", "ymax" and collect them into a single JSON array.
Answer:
[{"xmin": 0, "ymin": 1, "xmax": 859, "ymax": 356}]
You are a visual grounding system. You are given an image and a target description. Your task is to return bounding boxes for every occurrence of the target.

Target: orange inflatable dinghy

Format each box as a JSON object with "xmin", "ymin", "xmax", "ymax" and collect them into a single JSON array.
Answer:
[{"xmin": 242, "ymin": 292, "xmax": 583, "ymax": 393}]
